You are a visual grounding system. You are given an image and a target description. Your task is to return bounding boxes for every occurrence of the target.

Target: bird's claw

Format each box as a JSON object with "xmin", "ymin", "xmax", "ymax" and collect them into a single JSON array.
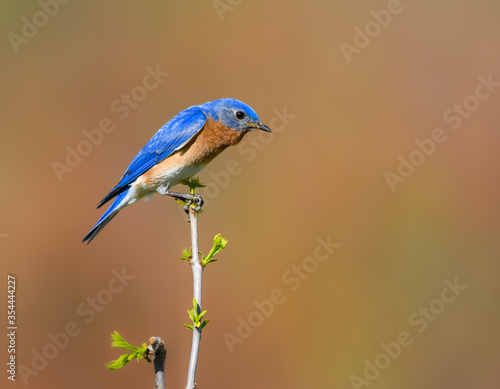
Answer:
[
  {"xmin": 182, "ymin": 194, "xmax": 204, "ymax": 214},
  {"xmin": 162, "ymin": 190, "xmax": 204, "ymax": 213}
]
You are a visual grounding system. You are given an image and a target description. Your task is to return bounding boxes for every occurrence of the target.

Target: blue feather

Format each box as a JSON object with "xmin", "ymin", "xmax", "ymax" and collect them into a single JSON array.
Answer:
[
  {"xmin": 82, "ymin": 190, "xmax": 129, "ymax": 243},
  {"xmin": 97, "ymin": 106, "xmax": 207, "ymax": 207}
]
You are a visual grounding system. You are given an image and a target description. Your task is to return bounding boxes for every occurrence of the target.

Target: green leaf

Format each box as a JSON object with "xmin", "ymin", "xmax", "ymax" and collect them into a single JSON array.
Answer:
[
  {"xmin": 202, "ymin": 257, "xmax": 218, "ymax": 266},
  {"xmin": 106, "ymin": 354, "xmax": 130, "ymax": 370},
  {"xmin": 176, "ymin": 198, "xmax": 187, "ymax": 207},
  {"xmin": 184, "ymin": 323, "xmax": 194, "ymax": 330},
  {"xmin": 105, "ymin": 332, "xmax": 149, "ymax": 370},
  {"xmin": 201, "ymin": 234, "xmax": 228, "ymax": 267},
  {"xmin": 179, "ymin": 247, "xmax": 192, "ymax": 261},
  {"xmin": 200, "ymin": 319, "xmax": 210, "ymax": 330},
  {"xmin": 213, "ymin": 234, "xmax": 228, "ymax": 253},
  {"xmin": 186, "ymin": 299, "xmax": 209, "ymax": 329},
  {"xmin": 110, "ymin": 331, "xmax": 143, "ymax": 353},
  {"xmin": 180, "ymin": 177, "xmax": 206, "ymax": 195}
]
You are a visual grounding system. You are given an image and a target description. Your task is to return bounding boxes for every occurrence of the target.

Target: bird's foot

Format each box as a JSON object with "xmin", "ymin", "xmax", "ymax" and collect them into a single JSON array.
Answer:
[{"xmin": 161, "ymin": 190, "xmax": 204, "ymax": 213}]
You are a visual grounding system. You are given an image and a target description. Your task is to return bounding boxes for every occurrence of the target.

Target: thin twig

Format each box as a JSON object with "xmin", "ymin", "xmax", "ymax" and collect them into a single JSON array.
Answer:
[
  {"xmin": 147, "ymin": 336, "xmax": 166, "ymax": 389},
  {"xmin": 186, "ymin": 206, "xmax": 203, "ymax": 389}
]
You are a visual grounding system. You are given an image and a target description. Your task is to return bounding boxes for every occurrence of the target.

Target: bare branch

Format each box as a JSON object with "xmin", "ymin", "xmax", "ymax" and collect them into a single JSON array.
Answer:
[
  {"xmin": 186, "ymin": 206, "xmax": 203, "ymax": 389},
  {"xmin": 147, "ymin": 336, "xmax": 166, "ymax": 389}
]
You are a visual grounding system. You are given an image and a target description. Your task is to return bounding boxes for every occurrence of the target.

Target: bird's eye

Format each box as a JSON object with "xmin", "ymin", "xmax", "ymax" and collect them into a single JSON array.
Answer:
[{"xmin": 235, "ymin": 110, "xmax": 246, "ymax": 120}]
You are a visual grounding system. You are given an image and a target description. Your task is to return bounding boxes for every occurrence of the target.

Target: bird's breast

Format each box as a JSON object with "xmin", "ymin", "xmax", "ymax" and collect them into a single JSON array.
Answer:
[{"xmin": 135, "ymin": 119, "xmax": 246, "ymax": 191}]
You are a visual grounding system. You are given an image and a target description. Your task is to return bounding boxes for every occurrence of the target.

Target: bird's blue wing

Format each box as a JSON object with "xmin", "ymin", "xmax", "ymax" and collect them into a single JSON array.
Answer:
[{"xmin": 97, "ymin": 105, "xmax": 207, "ymax": 207}]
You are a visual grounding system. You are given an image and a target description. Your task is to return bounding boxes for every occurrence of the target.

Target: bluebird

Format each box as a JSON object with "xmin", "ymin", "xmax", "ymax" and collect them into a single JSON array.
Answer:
[{"xmin": 82, "ymin": 98, "xmax": 271, "ymax": 243}]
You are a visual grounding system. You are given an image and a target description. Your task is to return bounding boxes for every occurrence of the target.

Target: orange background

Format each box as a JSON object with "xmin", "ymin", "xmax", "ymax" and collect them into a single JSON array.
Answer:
[{"xmin": 1, "ymin": 1, "xmax": 500, "ymax": 388}]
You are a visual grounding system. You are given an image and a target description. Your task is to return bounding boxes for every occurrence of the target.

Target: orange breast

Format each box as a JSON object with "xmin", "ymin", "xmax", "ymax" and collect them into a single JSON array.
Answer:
[
  {"xmin": 184, "ymin": 118, "xmax": 247, "ymax": 164},
  {"xmin": 137, "ymin": 119, "xmax": 247, "ymax": 188}
]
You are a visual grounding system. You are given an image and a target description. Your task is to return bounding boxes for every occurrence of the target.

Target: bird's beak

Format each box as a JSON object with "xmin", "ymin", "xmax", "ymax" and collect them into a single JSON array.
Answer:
[{"xmin": 249, "ymin": 122, "xmax": 272, "ymax": 132}]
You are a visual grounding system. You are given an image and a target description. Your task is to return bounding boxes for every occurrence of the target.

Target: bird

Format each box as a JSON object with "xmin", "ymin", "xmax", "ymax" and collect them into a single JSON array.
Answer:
[{"xmin": 82, "ymin": 98, "xmax": 271, "ymax": 244}]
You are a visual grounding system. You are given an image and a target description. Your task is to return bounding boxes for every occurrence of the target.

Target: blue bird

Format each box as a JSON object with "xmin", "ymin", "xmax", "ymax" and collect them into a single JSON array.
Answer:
[{"xmin": 83, "ymin": 98, "xmax": 271, "ymax": 243}]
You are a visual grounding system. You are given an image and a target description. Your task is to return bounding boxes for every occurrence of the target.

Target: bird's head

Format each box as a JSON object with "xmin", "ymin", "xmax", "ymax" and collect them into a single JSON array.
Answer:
[{"xmin": 201, "ymin": 98, "xmax": 272, "ymax": 133}]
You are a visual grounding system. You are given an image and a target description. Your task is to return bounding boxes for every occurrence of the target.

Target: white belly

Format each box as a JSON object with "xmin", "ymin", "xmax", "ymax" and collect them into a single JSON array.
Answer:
[
  {"xmin": 121, "ymin": 162, "xmax": 207, "ymax": 206},
  {"xmin": 153, "ymin": 163, "xmax": 208, "ymax": 190}
]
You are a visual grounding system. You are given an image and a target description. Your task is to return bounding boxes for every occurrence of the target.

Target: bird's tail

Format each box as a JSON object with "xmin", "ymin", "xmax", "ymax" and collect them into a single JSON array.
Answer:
[{"xmin": 82, "ymin": 190, "xmax": 129, "ymax": 244}]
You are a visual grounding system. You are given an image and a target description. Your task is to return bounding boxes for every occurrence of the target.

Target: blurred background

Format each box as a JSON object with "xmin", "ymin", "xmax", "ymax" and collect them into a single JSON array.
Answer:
[{"xmin": 1, "ymin": 1, "xmax": 500, "ymax": 388}]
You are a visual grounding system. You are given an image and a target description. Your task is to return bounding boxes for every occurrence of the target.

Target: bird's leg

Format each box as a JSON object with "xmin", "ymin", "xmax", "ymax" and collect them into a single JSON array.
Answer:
[
  {"xmin": 158, "ymin": 187, "xmax": 204, "ymax": 213},
  {"xmin": 172, "ymin": 192, "xmax": 204, "ymax": 213}
]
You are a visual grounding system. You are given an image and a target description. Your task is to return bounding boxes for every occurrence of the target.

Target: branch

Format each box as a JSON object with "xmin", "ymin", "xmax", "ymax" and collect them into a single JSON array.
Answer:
[
  {"xmin": 105, "ymin": 332, "xmax": 166, "ymax": 388},
  {"xmin": 186, "ymin": 205, "xmax": 202, "ymax": 389},
  {"xmin": 175, "ymin": 178, "xmax": 228, "ymax": 388},
  {"xmin": 147, "ymin": 336, "xmax": 166, "ymax": 389},
  {"xmin": 105, "ymin": 177, "xmax": 229, "ymax": 388}
]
